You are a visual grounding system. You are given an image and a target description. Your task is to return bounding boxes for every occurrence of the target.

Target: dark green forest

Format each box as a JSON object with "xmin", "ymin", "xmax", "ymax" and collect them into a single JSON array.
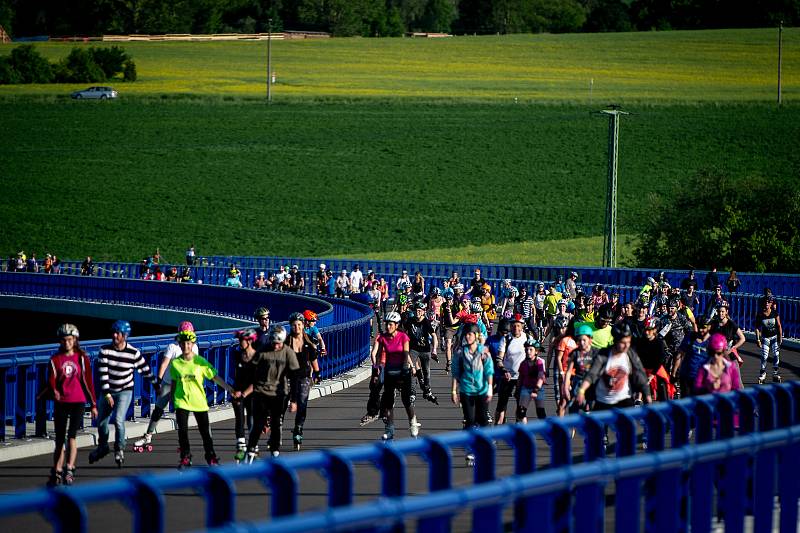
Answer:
[{"xmin": 0, "ymin": 0, "xmax": 797, "ymax": 38}]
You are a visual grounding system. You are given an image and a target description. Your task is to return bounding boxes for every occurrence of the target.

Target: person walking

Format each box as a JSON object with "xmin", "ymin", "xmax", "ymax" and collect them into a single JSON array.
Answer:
[
  {"xmin": 44, "ymin": 324, "xmax": 98, "ymax": 487},
  {"xmin": 89, "ymin": 321, "xmax": 158, "ymax": 468},
  {"xmin": 170, "ymin": 329, "xmax": 234, "ymax": 469},
  {"xmin": 133, "ymin": 321, "xmax": 198, "ymax": 453}
]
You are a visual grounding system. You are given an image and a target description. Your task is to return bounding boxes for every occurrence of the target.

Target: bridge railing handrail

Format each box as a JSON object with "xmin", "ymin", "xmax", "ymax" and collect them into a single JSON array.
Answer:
[{"xmin": 0, "ymin": 383, "xmax": 797, "ymax": 532}]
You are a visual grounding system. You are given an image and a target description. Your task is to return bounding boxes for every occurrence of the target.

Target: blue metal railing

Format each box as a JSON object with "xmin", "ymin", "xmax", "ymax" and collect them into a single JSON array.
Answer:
[
  {"xmin": 1, "ymin": 384, "xmax": 797, "ymax": 532},
  {"xmin": 0, "ymin": 273, "xmax": 372, "ymax": 442}
]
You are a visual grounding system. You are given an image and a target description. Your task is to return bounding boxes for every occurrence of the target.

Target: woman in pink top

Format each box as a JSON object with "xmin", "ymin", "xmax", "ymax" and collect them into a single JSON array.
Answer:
[
  {"xmin": 44, "ymin": 324, "xmax": 98, "ymax": 487},
  {"xmin": 374, "ymin": 312, "xmax": 418, "ymax": 441},
  {"xmin": 694, "ymin": 333, "xmax": 743, "ymax": 395}
]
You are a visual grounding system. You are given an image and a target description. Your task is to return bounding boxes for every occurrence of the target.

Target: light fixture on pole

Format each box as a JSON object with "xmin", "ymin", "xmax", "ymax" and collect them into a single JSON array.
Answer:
[{"xmin": 599, "ymin": 105, "xmax": 628, "ymax": 268}]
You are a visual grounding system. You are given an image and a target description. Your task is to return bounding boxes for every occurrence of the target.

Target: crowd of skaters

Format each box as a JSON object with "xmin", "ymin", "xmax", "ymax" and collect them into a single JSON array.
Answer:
[{"xmin": 33, "ymin": 256, "xmax": 788, "ymax": 485}]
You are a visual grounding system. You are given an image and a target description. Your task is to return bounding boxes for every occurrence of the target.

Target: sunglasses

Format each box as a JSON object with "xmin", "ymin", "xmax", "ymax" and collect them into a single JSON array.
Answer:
[
  {"xmin": 710, "ymin": 349, "xmax": 725, "ymax": 355},
  {"xmin": 259, "ymin": 316, "xmax": 270, "ymax": 320}
]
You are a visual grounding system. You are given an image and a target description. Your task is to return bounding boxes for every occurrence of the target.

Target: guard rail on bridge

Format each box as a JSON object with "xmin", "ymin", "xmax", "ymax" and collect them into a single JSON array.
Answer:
[
  {"xmin": 1, "ymin": 384, "xmax": 798, "ymax": 532},
  {"xmin": 0, "ymin": 273, "xmax": 372, "ymax": 441}
]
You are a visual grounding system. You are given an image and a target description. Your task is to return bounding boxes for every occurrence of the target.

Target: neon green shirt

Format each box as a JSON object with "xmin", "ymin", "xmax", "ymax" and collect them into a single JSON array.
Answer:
[
  {"xmin": 544, "ymin": 291, "xmax": 562, "ymax": 316},
  {"xmin": 170, "ymin": 355, "xmax": 217, "ymax": 412},
  {"xmin": 574, "ymin": 321, "xmax": 614, "ymax": 349}
]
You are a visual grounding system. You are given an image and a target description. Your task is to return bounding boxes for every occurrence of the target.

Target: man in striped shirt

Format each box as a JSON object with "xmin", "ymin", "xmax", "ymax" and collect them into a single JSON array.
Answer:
[{"xmin": 89, "ymin": 320, "xmax": 158, "ymax": 467}]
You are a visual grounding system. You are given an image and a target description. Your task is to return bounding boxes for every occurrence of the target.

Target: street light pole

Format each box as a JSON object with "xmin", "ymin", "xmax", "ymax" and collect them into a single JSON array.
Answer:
[
  {"xmin": 267, "ymin": 18, "xmax": 272, "ymax": 103},
  {"xmin": 600, "ymin": 105, "xmax": 628, "ymax": 268},
  {"xmin": 778, "ymin": 20, "xmax": 783, "ymax": 106}
]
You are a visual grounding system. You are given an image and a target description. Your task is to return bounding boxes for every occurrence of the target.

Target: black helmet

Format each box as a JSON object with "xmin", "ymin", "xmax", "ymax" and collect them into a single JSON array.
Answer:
[
  {"xmin": 597, "ymin": 303, "xmax": 614, "ymax": 321},
  {"xmin": 497, "ymin": 319, "xmax": 511, "ymax": 334},
  {"xmin": 611, "ymin": 323, "xmax": 633, "ymax": 341},
  {"xmin": 462, "ymin": 323, "xmax": 481, "ymax": 336},
  {"xmin": 667, "ymin": 298, "xmax": 680, "ymax": 309}
]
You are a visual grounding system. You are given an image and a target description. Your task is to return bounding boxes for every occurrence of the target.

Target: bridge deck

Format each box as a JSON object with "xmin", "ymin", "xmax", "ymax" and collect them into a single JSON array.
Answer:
[{"xmin": 1, "ymin": 339, "xmax": 798, "ymax": 532}]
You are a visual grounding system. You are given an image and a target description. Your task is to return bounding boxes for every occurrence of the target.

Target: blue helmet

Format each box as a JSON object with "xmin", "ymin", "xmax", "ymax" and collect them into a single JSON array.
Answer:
[{"xmin": 112, "ymin": 320, "xmax": 131, "ymax": 336}]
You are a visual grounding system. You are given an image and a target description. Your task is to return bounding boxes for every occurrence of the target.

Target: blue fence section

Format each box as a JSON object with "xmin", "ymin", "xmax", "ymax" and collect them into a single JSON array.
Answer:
[
  {"xmin": 202, "ymin": 254, "xmax": 800, "ymax": 298},
  {"xmin": 0, "ymin": 273, "xmax": 372, "ymax": 442},
  {"xmin": 1, "ymin": 383, "xmax": 798, "ymax": 532},
  {"xmin": 28, "ymin": 261, "xmax": 800, "ymax": 339}
]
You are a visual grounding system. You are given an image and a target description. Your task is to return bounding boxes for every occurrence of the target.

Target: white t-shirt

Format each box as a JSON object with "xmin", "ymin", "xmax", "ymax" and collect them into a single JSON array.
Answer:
[
  {"xmin": 594, "ymin": 352, "xmax": 632, "ymax": 404},
  {"xmin": 500, "ymin": 334, "xmax": 528, "ymax": 379},
  {"xmin": 275, "ymin": 271, "xmax": 287, "ymax": 283},
  {"xmin": 160, "ymin": 342, "xmax": 198, "ymax": 384},
  {"xmin": 349, "ymin": 270, "xmax": 363, "ymax": 293}
]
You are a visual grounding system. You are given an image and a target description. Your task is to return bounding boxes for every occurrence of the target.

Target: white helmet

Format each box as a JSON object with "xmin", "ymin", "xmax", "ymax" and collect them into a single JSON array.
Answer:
[
  {"xmin": 385, "ymin": 312, "xmax": 402, "ymax": 323},
  {"xmin": 320, "ymin": 263, "xmax": 326, "ymax": 269},
  {"xmin": 268, "ymin": 325, "xmax": 287, "ymax": 344},
  {"xmin": 58, "ymin": 323, "xmax": 80, "ymax": 338},
  {"xmin": 454, "ymin": 283, "xmax": 464, "ymax": 291}
]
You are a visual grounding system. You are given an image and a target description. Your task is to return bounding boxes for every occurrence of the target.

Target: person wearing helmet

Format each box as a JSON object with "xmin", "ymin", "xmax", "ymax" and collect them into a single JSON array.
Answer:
[
  {"xmin": 634, "ymin": 316, "xmax": 674, "ymax": 402},
  {"xmin": 335, "ymin": 269, "xmax": 351, "ymax": 298},
  {"xmin": 230, "ymin": 328, "xmax": 258, "ymax": 463},
  {"xmin": 451, "ymin": 323, "xmax": 494, "ymax": 454},
  {"xmin": 575, "ymin": 323, "xmax": 652, "ymax": 411},
  {"xmin": 562, "ymin": 324, "xmax": 598, "ymax": 415},
  {"xmin": 315, "ymin": 264, "xmax": 328, "ymax": 295},
  {"xmin": 369, "ymin": 311, "xmax": 419, "ymax": 440},
  {"xmin": 755, "ymin": 297, "xmax": 783, "ymax": 384},
  {"xmin": 625, "ymin": 303, "xmax": 649, "ymax": 339},
  {"xmin": 673, "ymin": 316, "xmax": 712, "ymax": 396},
  {"xmin": 286, "ymin": 313, "xmax": 321, "ymax": 450},
  {"xmin": 590, "ymin": 284, "xmax": 609, "ymax": 308},
  {"xmin": 574, "ymin": 303, "xmax": 614, "ymax": 350},
  {"xmin": 90, "ymin": 320, "xmax": 159, "ymax": 468},
  {"xmin": 253, "ymin": 307, "xmax": 271, "ymax": 351},
  {"xmin": 485, "ymin": 318, "xmax": 510, "ymax": 397},
  {"xmin": 656, "ymin": 298, "xmax": 694, "ymax": 390},
  {"xmin": 542, "ymin": 285, "xmax": 563, "ymax": 338},
  {"xmin": 547, "ymin": 316, "xmax": 575, "ymax": 416},
  {"xmin": 516, "ymin": 338, "xmax": 547, "ymax": 423},
  {"xmin": 455, "ymin": 299, "xmax": 488, "ymax": 345},
  {"xmin": 639, "ymin": 277, "xmax": 657, "ymax": 301},
  {"xmin": 395, "ymin": 270, "xmax": 412, "ymax": 291},
  {"xmin": 694, "ymin": 333, "xmax": 742, "ymax": 395},
  {"xmin": 44, "ymin": 324, "xmax": 98, "ymax": 487},
  {"xmin": 440, "ymin": 288, "xmax": 464, "ymax": 373},
  {"xmin": 479, "ymin": 284, "xmax": 497, "ymax": 331},
  {"xmin": 301, "ymin": 310, "xmax": 327, "ymax": 355},
  {"xmin": 426, "ymin": 286, "xmax": 444, "ymax": 353},
  {"xmin": 238, "ymin": 325, "xmax": 300, "ymax": 460},
  {"xmin": 554, "ymin": 275, "xmax": 566, "ymax": 295},
  {"xmin": 169, "ymin": 329, "xmax": 234, "ymax": 469},
  {"xmin": 515, "ymin": 286, "xmax": 536, "ymax": 332},
  {"xmin": 133, "ymin": 321, "xmax": 199, "ymax": 453},
  {"xmin": 403, "ymin": 301, "xmax": 439, "ymax": 405},
  {"xmin": 494, "ymin": 314, "xmax": 529, "ymax": 425}
]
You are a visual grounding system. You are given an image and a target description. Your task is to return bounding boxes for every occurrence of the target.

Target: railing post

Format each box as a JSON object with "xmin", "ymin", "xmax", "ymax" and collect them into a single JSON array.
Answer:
[
  {"xmin": 326, "ymin": 452, "xmax": 354, "ymax": 508},
  {"xmin": 643, "ymin": 407, "xmax": 667, "ymax": 451},
  {"xmin": 614, "ymin": 410, "xmax": 637, "ymax": 457},
  {"xmin": 206, "ymin": 470, "xmax": 236, "ymax": 528},
  {"xmin": 131, "ymin": 477, "xmax": 165, "ymax": 533},
  {"xmin": 269, "ymin": 460, "xmax": 299, "ymax": 517},
  {"xmin": 470, "ymin": 430, "xmax": 501, "ymax": 533},
  {"xmin": 419, "ymin": 437, "xmax": 453, "ymax": 533},
  {"xmin": 511, "ymin": 426, "xmax": 537, "ymax": 532},
  {"xmin": 49, "ymin": 490, "xmax": 87, "ymax": 533}
]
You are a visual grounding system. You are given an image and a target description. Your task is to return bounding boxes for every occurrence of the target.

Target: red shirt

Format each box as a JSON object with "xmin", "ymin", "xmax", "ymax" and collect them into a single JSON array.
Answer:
[
  {"xmin": 378, "ymin": 331, "xmax": 410, "ymax": 367},
  {"xmin": 48, "ymin": 351, "xmax": 97, "ymax": 406}
]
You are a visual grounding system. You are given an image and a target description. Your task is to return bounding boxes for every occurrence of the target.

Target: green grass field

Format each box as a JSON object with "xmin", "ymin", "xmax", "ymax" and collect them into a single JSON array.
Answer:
[{"xmin": 1, "ymin": 29, "xmax": 798, "ymax": 266}]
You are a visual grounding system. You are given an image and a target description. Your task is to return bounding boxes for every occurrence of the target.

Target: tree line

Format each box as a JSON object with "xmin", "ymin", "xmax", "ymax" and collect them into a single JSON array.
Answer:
[{"xmin": 0, "ymin": 0, "xmax": 797, "ymax": 38}]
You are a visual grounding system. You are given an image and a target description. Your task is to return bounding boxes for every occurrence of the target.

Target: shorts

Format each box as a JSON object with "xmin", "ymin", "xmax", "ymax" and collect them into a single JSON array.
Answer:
[
  {"xmin": 518, "ymin": 386, "xmax": 545, "ymax": 409},
  {"xmin": 444, "ymin": 328, "xmax": 458, "ymax": 342}
]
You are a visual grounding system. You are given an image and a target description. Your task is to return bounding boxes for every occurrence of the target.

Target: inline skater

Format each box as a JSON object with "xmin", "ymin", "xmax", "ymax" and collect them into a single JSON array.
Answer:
[
  {"xmin": 479, "ymin": 284, "xmax": 498, "ymax": 333},
  {"xmin": 90, "ymin": 321, "xmax": 158, "ymax": 468},
  {"xmin": 516, "ymin": 286, "xmax": 536, "ymax": 333},
  {"xmin": 45, "ymin": 324, "xmax": 98, "ymax": 487},
  {"xmin": 375, "ymin": 312, "xmax": 419, "ymax": 440},
  {"xmin": 657, "ymin": 298, "xmax": 693, "ymax": 391},
  {"xmin": 239, "ymin": 325, "xmax": 300, "ymax": 461},
  {"xmin": 451, "ymin": 323, "xmax": 494, "ymax": 466},
  {"xmin": 170, "ymin": 329, "xmax": 234, "ymax": 469},
  {"xmin": 516, "ymin": 338, "xmax": 547, "ymax": 422},
  {"xmin": 673, "ymin": 316, "xmax": 712, "ymax": 396},
  {"xmin": 533, "ymin": 282, "xmax": 547, "ymax": 330},
  {"xmin": 561, "ymin": 324, "xmax": 598, "ymax": 417},
  {"xmin": 634, "ymin": 317, "xmax": 674, "ymax": 402},
  {"xmin": 287, "ymin": 313, "xmax": 320, "ymax": 450},
  {"xmin": 565, "ymin": 272, "xmax": 578, "ymax": 299},
  {"xmin": 253, "ymin": 307, "xmax": 271, "ymax": 351},
  {"xmin": 302, "ymin": 310, "xmax": 327, "ymax": 356},
  {"xmin": 230, "ymin": 328, "xmax": 258, "ymax": 463},
  {"xmin": 695, "ymin": 333, "xmax": 742, "ymax": 395},
  {"xmin": 441, "ymin": 288, "xmax": 463, "ymax": 373},
  {"xmin": 494, "ymin": 315, "xmax": 528, "ymax": 425},
  {"xmin": 755, "ymin": 298, "xmax": 783, "ymax": 383},
  {"xmin": 404, "ymin": 301, "xmax": 439, "ymax": 405},
  {"xmin": 574, "ymin": 303, "xmax": 615, "ymax": 350},
  {"xmin": 427, "ymin": 287, "xmax": 444, "ymax": 359},
  {"xmin": 547, "ymin": 316, "xmax": 574, "ymax": 416},
  {"xmin": 709, "ymin": 302, "xmax": 745, "ymax": 368},
  {"xmin": 133, "ymin": 321, "xmax": 198, "ymax": 453},
  {"xmin": 705, "ymin": 285, "xmax": 727, "ymax": 319}
]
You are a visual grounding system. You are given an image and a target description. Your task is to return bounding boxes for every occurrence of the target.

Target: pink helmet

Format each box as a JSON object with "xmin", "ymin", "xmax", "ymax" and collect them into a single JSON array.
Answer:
[
  {"xmin": 178, "ymin": 321, "xmax": 195, "ymax": 333},
  {"xmin": 708, "ymin": 333, "xmax": 727, "ymax": 353}
]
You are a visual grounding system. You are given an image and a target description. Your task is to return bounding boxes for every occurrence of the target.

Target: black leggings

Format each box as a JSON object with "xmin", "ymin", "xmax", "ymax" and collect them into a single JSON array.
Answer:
[
  {"xmin": 248, "ymin": 394, "xmax": 285, "ymax": 452},
  {"xmin": 54, "ymin": 402, "xmax": 84, "ymax": 443},
  {"xmin": 494, "ymin": 377, "xmax": 519, "ymax": 418},
  {"xmin": 176, "ymin": 409, "xmax": 214, "ymax": 459},
  {"xmin": 380, "ymin": 367, "xmax": 416, "ymax": 422},
  {"xmin": 233, "ymin": 397, "xmax": 253, "ymax": 440},
  {"xmin": 460, "ymin": 393, "xmax": 489, "ymax": 429},
  {"xmin": 366, "ymin": 367, "xmax": 383, "ymax": 417}
]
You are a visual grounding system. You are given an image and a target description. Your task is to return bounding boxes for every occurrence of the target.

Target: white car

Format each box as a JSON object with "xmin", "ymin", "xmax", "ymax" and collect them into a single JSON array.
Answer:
[{"xmin": 71, "ymin": 86, "xmax": 118, "ymax": 100}]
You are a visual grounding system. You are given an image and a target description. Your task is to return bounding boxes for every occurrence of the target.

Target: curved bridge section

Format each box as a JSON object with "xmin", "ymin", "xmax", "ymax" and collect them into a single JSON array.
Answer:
[{"xmin": 0, "ymin": 272, "xmax": 372, "ymax": 441}]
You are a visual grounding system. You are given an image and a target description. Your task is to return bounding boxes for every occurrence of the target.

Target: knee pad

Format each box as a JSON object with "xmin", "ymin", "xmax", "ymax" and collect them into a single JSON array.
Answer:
[{"xmin": 516, "ymin": 405, "xmax": 527, "ymax": 421}]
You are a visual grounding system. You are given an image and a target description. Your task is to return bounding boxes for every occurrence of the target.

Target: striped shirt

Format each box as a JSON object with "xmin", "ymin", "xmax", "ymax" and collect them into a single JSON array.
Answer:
[{"xmin": 97, "ymin": 343, "xmax": 156, "ymax": 392}]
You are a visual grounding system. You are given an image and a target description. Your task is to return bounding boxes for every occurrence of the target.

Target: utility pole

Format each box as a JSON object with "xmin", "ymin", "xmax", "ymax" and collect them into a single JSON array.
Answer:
[
  {"xmin": 267, "ymin": 18, "xmax": 273, "ymax": 103},
  {"xmin": 778, "ymin": 21, "xmax": 783, "ymax": 106},
  {"xmin": 600, "ymin": 105, "xmax": 628, "ymax": 268}
]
